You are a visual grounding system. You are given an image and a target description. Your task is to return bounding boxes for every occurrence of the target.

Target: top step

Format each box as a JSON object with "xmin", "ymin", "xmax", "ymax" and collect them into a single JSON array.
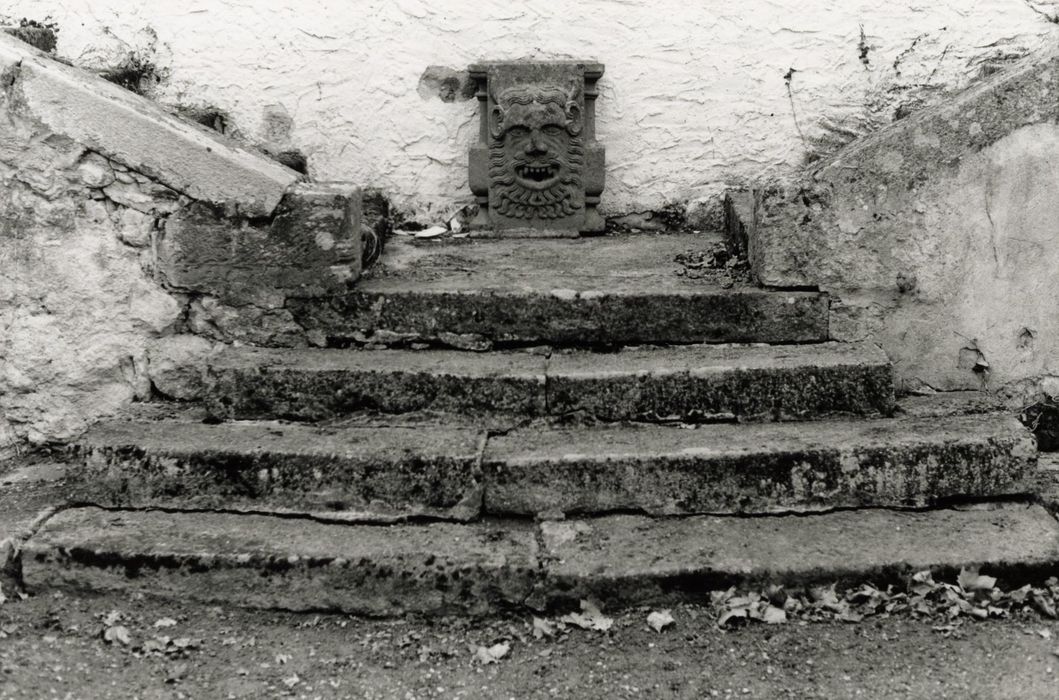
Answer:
[{"xmin": 286, "ymin": 234, "xmax": 829, "ymax": 348}]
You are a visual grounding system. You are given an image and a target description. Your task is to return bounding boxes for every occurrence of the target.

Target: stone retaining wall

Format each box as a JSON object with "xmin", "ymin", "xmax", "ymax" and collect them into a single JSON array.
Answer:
[{"xmin": 0, "ymin": 34, "xmax": 358, "ymax": 459}]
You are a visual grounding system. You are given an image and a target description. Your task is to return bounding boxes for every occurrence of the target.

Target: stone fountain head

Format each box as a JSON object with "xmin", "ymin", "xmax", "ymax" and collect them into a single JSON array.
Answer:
[{"xmin": 468, "ymin": 61, "xmax": 605, "ymax": 235}]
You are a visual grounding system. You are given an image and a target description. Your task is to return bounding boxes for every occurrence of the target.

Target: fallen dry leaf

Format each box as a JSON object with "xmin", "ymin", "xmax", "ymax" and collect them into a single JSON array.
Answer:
[
  {"xmin": 561, "ymin": 599, "xmax": 614, "ymax": 632},
  {"xmin": 647, "ymin": 610, "xmax": 675, "ymax": 633},
  {"xmin": 473, "ymin": 642, "xmax": 510, "ymax": 665},
  {"xmin": 103, "ymin": 625, "xmax": 131, "ymax": 646},
  {"xmin": 1032, "ymin": 592, "xmax": 1058, "ymax": 619},
  {"xmin": 958, "ymin": 568, "xmax": 998, "ymax": 593},
  {"xmin": 761, "ymin": 606, "xmax": 787, "ymax": 625},
  {"xmin": 143, "ymin": 637, "xmax": 168, "ymax": 654},
  {"xmin": 101, "ymin": 610, "xmax": 124, "ymax": 627},
  {"xmin": 532, "ymin": 617, "xmax": 556, "ymax": 640}
]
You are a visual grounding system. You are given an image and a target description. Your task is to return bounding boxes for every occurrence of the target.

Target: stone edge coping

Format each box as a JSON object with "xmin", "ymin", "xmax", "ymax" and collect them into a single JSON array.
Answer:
[{"xmin": 0, "ymin": 32, "xmax": 301, "ymax": 218}]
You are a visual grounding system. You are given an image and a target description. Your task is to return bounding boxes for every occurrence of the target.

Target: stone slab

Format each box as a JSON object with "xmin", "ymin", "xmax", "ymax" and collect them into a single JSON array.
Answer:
[
  {"xmin": 20, "ymin": 503, "xmax": 1059, "ymax": 615},
  {"xmin": 0, "ymin": 32, "xmax": 300, "ymax": 217},
  {"xmin": 203, "ymin": 343, "xmax": 891, "ymax": 423},
  {"xmin": 69, "ymin": 418, "xmax": 484, "ymax": 522},
  {"xmin": 204, "ymin": 347, "xmax": 548, "ymax": 420},
  {"xmin": 287, "ymin": 233, "xmax": 829, "ymax": 347},
  {"xmin": 157, "ymin": 183, "xmax": 362, "ymax": 302},
  {"xmin": 546, "ymin": 342, "xmax": 894, "ymax": 422},
  {"xmin": 21, "ymin": 509, "xmax": 539, "ymax": 615},
  {"xmin": 540, "ymin": 503, "xmax": 1059, "ymax": 607},
  {"xmin": 483, "ymin": 413, "xmax": 1037, "ymax": 516}
]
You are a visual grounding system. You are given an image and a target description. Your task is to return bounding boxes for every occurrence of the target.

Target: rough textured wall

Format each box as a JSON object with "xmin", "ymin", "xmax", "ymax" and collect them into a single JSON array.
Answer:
[
  {"xmin": 0, "ymin": 107, "xmax": 185, "ymax": 456},
  {"xmin": 742, "ymin": 48, "xmax": 1059, "ymax": 410},
  {"xmin": 0, "ymin": 35, "xmax": 338, "ymax": 461},
  {"xmin": 4, "ymin": 1, "xmax": 1059, "ymax": 222}
]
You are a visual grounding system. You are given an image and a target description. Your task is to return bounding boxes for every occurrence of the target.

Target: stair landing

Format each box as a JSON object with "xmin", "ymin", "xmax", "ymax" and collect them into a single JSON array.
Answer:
[{"xmin": 286, "ymin": 233, "xmax": 829, "ymax": 347}]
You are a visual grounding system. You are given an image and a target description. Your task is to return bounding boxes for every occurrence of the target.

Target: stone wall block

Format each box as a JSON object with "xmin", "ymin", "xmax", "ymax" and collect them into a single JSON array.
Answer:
[
  {"xmin": 146, "ymin": 334, "xmax": 220, "ymax": 401},
  {"xmin": 187, "ymin": 297, "xmax": 308, "ymax": 348},
  {"xmin": 156, "ymin": 183, "xmax": 362, "ymax": 304},
  {"xmin": 739, "ymin": 48, "xmax": 1059, "ymax": 392}
]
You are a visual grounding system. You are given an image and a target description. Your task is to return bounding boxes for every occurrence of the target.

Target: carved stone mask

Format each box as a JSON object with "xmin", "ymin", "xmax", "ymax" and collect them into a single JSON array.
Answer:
[{"xmin": 488, "ymin": 83, "xmax": 585, "ymax": 221}]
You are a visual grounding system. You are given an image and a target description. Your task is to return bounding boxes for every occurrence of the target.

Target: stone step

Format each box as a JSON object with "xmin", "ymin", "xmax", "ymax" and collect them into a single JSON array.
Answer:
[
  {"xmin": 67, "ymin": 413, "xmax": 486, "ymax": 522},
  {"xmin": 286, "ymin": 234, "xmax": 829, "ymax": 348},
  {"xmin": 19, "ymin": 503, "xmax": 1059, "ymax": 615},
  {"xmin": 203, "ymin": 342, "xmax": 894, "ymax": 422},
  {"xmin": 68, "ymin": 406, "xmax": 1034, "ymax": 518},
  {"xmin": 483, "ymin": 413, "xmax": 1038, "ymax": 515}
]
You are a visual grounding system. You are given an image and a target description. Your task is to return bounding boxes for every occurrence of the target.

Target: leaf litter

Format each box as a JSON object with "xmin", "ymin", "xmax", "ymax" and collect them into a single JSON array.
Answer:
[
  {"xmin": 712, "ymin": 570, "xmax": 1059, "ymax": 632},
  {"xmin": 474, "ymin": 571, "xmax": 1059, "ymax": 664},
  {"xmin": 63, "ymin": 570, "xmax": 1059, "ymax": 677}
]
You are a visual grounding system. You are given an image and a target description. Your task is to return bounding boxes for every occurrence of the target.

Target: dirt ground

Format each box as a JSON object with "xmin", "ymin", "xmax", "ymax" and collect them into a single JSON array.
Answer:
[{"xmin": 0, "ymin": 587, "xmax": 1057, "ymax": 700}]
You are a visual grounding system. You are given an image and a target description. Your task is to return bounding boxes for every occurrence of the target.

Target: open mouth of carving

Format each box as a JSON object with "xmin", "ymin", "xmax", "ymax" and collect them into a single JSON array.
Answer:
[{"xmin": 515, "ymin": 163, "xmax": 559, "ymax": 189}]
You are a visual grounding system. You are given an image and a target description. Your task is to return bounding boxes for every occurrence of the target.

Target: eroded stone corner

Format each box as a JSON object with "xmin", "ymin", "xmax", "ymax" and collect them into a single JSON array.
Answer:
[
  {"xmin": 0, "ymin": 462, "xmax": 77, "ymax": 589},
  {"xmin": 157, "ymin": 182, "xmax": 362, "ymax": 305}
]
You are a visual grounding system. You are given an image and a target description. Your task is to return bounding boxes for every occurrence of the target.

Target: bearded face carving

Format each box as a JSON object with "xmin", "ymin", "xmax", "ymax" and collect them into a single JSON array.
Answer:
[
  {"xmin": 488, "ymin": 84, "xmax": 585, "ymax": 221},
  {"xmin": 469, "ymin": 62, "xmax": 605, "ymax": 233}
]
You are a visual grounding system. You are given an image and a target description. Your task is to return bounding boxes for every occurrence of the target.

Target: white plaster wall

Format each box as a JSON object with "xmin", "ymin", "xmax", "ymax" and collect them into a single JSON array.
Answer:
[
  {"xmin": 861, "ymin": 123, "xmax": 1059, "ymax": 398},
  {"xmin": 5, "ymin": 1, "xmax": 1059, "ymax": 220}
]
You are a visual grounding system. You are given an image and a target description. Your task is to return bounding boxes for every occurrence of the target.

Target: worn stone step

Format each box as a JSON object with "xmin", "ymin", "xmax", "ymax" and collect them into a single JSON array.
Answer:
[
  {"xmin": 483, "ymin": 413, "xmax": 1037, "ymax": 516},
  {"xmin": 67, "ymin": 413, "xmax": 486, "ymax": 522},
  {"xmin": 19, "ymin": 503, "xmax": 1059, "ymax": 615},
  {"xmin": 538, "ymin": 504, "xmax": 1059, "ymax": 608},
  {"xmin": 203, "ymin": 342, "xmax": 894, "ymax": 422},
  {"xmin": 70, "ymin": 403, "xmax": 1032, "ymax": 519},
  {"xmin": 286, "ymin": 234, "xmax": 829, "ymax": 347}
]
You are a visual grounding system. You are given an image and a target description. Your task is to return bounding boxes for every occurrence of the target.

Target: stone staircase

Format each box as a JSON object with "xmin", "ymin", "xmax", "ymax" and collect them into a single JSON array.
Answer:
[{"xmin": 18, "ymin": 231, "xmax": 1057, "ymax": 616}]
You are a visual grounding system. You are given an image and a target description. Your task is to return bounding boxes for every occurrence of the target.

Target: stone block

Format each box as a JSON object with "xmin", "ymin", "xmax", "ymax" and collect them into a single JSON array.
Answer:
[
  {"xmin": 200, "ymin": 343, "xmax": 891, "ymax": 424},
  {"xmin": 483, "ymin": 413, "xmax": 1036, "ymax": 516},
  {"xmin": 187, "ymin": 297, "xmax": 308, "ymax": 348},
  {"xmin": 539, "ymin": 504, "xmax": 1059, "ymax": 608},
  {"xmin": 145, "ymin": 334, "xmax": 218, "ymax": 401},
  {"xmin": 736, "ymin": 49, "xmax": 1059, "ymax": 393},
  {"xmin": 202, "ymin": 347, "xmax": 548, "ymax": 421},
  {"xmin": 67, "ymin": 417, "xmax": 484, "ymax": 521},
  {"xmin": 22, "ymin": 509, "xmax": 540, "ymax": 615},
  {"xmin": 157, "ymin": 182, "xmax": 362, "ymax": 303},
  {"xmin": 0, "ymin": 32, "xmax": 300, "ymax": 217},
  {"xmin": 545, "ymin": 342, "xmax": 894, "ymax": 422}
]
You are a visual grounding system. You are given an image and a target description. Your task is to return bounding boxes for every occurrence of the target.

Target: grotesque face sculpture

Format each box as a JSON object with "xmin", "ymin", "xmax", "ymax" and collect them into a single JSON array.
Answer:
[{"xmin": 488, "ymin": 83, "xmax": 585, "ymax": 221}]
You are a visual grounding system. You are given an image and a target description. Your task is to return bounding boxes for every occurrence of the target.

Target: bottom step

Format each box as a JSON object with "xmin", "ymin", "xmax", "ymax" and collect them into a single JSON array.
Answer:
[{"xmin": 20, "ymin": 503, "xmax": 1059, "ymax": 615}]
